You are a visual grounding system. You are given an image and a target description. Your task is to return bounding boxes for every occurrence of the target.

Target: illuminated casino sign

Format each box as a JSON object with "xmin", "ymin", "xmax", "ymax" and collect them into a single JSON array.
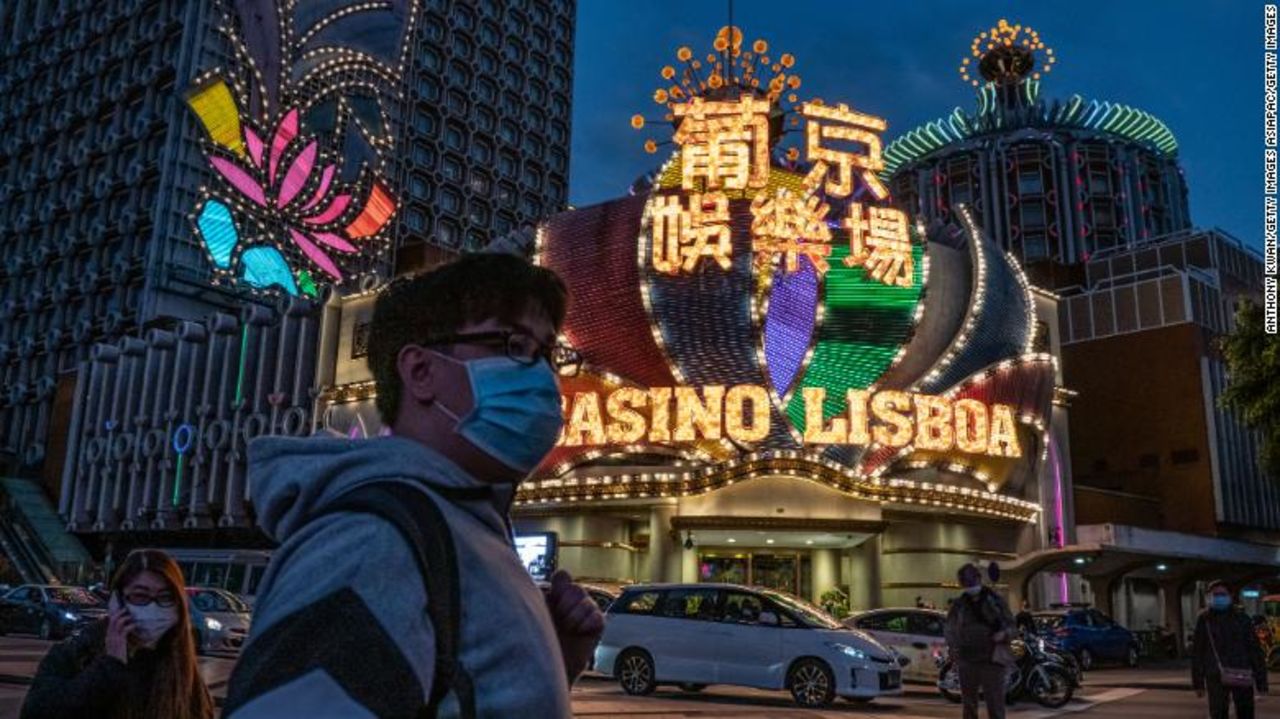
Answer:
[{"xmin": 533, "ymin": 26, "xmax": 1057, "ymax": 507}]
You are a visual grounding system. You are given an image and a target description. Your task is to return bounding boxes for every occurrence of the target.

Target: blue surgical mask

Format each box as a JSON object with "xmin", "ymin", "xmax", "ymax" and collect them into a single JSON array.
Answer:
[
  {"xmin": 964, "ymin": 585, "xmax": 983, "ymax": 596},
  {"xmin": 433, "ymin": 354, "xmax": 564, "ymax": 475},
  {"xmin": 1210, "ymin": 595, "xmax": 1232, "ymax": 611}
]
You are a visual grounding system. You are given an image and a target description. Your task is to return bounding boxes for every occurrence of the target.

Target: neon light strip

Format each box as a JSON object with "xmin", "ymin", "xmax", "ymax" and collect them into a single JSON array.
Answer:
[
  {"xmin": 1049, "ymin": 434, "xmax": 1069, "ymax": 603},
  {"xmin": 172, "ymin": 454, "xmax": 185, "ymax": 507},
  {"xmin": 234, "ymin": 324, "xmax": 249, "ymax": 405}
]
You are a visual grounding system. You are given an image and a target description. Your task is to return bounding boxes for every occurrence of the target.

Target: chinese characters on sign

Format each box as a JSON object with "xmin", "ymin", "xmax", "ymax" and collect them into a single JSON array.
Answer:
[{"xmin": 651, "ymin": 96, "xmax": 912, "ymax": 286}]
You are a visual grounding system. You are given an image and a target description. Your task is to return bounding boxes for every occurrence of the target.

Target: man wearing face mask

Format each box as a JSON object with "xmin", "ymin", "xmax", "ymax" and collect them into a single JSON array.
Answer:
[
  {"xmin": 224, "ymin": 253, "xmax": 602, "ymax": 718},
  {"xmin": 1191, "ymin": 581, "xmax": 1267, "ymax": 719},
  {"xmin": 945, "ymin": 563, "xmax": 1015, "ymax": 719}
]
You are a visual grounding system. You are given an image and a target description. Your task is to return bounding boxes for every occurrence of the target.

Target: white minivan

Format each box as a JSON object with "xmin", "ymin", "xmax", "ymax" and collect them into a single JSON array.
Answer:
[{"xmin": 594, "ymin": 583, "xmax": 905, "ymax": 708}]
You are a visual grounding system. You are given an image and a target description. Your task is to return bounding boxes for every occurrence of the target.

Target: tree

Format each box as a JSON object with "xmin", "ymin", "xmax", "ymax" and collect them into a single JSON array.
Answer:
[{"xmin": 1220, "ymin": 300, "xmax": 1280, "ymax": 478}]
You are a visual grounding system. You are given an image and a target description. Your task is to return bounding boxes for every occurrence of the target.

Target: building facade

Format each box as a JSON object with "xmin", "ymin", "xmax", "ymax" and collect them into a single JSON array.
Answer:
[
  {"xmin": 0, "ymin": 0, "xmax": 575, "ymax": 484},
  {"xmin": 3, "ymin": 0, "xmax": 575, "ymax": 582},
  {"xmin": 885, "ymin": 20, "xmax": 1279, "ymax": 637}
]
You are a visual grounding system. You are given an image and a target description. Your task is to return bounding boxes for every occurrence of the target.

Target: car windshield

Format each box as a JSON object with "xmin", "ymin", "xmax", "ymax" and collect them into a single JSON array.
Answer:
[
  {"xmin": 47, "ymin": 587, "xmax": 100, "ymax": 606},
  {"xmin": 1033, "ymin": 614, "xmax": 1065, "ymax": 630},
  {"xmin": 762, "ymin": 590, "xmax": 843, "ymax": 629},
  {"xmin": 191, "ymin": 589, "xmax": 250, "ymax": 613}
]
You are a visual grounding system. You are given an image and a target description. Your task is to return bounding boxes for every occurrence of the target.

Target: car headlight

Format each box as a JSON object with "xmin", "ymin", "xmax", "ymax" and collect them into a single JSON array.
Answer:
[
  {"xmin": 205, "ymin": 617, "xmax": 223, "ymax": 631},
  {"xmin": 62, "ymin": 611, "xmax": 77, "ymax": 622},
  {"xmin": 825, "ymin": 642, "xmax": 867, "ymax": 660}
]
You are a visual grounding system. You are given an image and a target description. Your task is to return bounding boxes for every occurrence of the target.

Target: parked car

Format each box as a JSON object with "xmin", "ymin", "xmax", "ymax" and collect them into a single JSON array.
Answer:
[
  {"xmin": 844, "ymin": 608, "xmax": 947, "ymax": 683},
  {"xmin": 595, "ymin": 583, "xmax": 904, "ymax": 708},
  {"xmin": 187, "ymin": 587, "xmax": 251, "ymax": 655},
  {"xmin": 1033, "ymin": 608, "xmax": 1139, "ymax": 669},
  {"xmin": 0, "ymin": 585, "xmax": 107, "ymax": 640}
]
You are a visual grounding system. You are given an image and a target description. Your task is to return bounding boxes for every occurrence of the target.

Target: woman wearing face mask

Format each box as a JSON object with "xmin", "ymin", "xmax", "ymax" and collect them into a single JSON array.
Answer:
[
  {"xmin": 1191, "ymin": 581, "xmax": 1267, "ymax": 719},
  {"xmin": 20, "ymin": 549, "xmax": 214, "ymax": 719}
]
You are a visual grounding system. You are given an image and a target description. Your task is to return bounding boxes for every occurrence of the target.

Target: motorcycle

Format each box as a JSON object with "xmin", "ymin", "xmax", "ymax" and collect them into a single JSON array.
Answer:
[{"xmin": 936, "ymin": 638, "xmax": 1075, "ymax": 708}]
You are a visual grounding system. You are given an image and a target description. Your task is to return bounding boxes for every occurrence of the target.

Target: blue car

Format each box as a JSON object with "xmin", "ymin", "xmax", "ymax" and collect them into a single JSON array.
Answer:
[{"xmin": 1034, "ymin": 608, "xmax": 1139, "ymax": 669}]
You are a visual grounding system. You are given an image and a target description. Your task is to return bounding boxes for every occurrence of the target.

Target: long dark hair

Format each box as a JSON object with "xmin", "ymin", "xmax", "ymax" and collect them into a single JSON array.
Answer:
[{"xmin": 109, "ymin": 549, "xmax": 213, "ymax": 719}]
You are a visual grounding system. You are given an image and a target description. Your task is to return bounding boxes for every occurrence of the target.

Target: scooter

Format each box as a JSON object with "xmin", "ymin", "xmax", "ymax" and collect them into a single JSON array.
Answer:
[{"xmin": 937, "ymin": 639, "xmax": 1075, "ymax": 708}]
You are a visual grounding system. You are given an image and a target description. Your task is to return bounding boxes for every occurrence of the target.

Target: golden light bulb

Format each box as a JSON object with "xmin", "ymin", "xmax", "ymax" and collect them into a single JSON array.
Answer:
[
  {"xmin": 661, "ymin": 66, "xmax": 675, "ymax": 79},
  {"xmin": 677, "ymin": 47, "xmax": 692, "ymax": 61},
  {"xmin": 644, "ymin": 139, "xmax": 657, "ymax": 154},
  {"xmin": 630, "ymin": 114, "xmax": 645, "ymax": 129},
  {"xmin": 753, "ymin": 39, "xmax": 768, "ymax": 53}
]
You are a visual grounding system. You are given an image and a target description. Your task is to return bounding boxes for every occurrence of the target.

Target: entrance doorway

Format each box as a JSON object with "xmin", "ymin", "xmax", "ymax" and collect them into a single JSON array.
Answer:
[{"xmin": 697, "ymin": 551, "xmax": 811, "ymax": 596}]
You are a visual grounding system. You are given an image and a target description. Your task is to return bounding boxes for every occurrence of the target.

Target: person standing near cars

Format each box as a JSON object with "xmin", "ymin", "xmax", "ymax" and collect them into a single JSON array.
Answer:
[
  {"xmin": 945, "ymin": 563, "xmax": 1015, "ymax": 719},
  {"xmin": 223, "ymin": 253, "xmax": 604, "ymax": 718},
  {"xmin": 20, "ymin": 549, "xmax": 214, "ymax": 719},
  {"xmin": 1192, "ymin": 581, "xmax": 1267, "ymax": 719}
]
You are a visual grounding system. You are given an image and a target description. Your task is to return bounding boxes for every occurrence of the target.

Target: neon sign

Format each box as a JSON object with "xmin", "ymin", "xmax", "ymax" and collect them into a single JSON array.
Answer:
[{"xmin": 559, "ymin": 385, "xmax": 1020, "ymax": 458}]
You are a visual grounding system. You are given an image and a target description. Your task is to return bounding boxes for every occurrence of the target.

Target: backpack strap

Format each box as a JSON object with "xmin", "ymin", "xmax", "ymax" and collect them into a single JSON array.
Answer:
[{"xmin": 320, "ymin": 481, "xmax": 478, "ymax": 719}]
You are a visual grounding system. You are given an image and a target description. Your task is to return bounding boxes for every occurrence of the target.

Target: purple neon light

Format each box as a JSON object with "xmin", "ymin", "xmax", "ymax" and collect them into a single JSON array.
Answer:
[
  {"xmin": 1049, "ymin": 435, "xmax": 1069, "ymax": 603},
  {"xmin": 763, "ymin": 258, "xmax": 819, "ymax": 397}
]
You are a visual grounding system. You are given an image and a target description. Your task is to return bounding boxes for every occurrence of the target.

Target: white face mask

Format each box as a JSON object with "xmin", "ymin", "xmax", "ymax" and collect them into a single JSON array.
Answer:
[
  {"xmin": 963, "ymin": 584, "xmax": 983, "ymax": 596},
  {"xmin": 128, "ymin": 601, "xmax": 178, "ymax": 647}
]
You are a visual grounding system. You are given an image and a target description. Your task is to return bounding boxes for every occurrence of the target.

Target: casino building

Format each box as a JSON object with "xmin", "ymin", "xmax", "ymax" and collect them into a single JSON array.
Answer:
[{"xmin": 487, "ymin": 27, "xmax": 1074, "ymax": 610}]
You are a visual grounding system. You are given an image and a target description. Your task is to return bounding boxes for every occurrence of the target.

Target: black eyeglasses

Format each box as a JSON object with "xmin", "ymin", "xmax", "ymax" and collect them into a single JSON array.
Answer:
[
  {"xmin": 122, "ymin": 589, "xmax": 177, "ymax": 608},
  {"xmin": 427, "ymin": 330, "xmax": 582, "ymax": 377}
]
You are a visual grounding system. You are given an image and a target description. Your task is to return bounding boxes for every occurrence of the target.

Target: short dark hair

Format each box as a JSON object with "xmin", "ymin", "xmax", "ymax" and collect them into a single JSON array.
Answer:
[
  {"xmin": 957, "ymin": 563, "xmax": 981, "ymax": 582},
  {"xmin": 1206, "ymin": 579, "xmax": 1231, "ymax": 594},
  {"xmin": 367, "ymin": 253, "xmax": 568, "ymax": 424}
]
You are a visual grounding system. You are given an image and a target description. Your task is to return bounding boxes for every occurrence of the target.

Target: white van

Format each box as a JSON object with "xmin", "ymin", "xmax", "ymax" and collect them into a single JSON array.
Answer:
[{"xmin": 594, "ymin": 583, "xmax": 905, "ymax": 708}]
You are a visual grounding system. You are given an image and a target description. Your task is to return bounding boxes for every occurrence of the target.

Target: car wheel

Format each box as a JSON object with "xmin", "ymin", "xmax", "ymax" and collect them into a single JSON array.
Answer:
[
  {"xmin": 617, "ymin": 649, "xmax": 657, "ymax": 696},
  {"xmin": 38, "ymin": 618, "xmax": 52, "ymax": 641},
  {"xmin": 1126, "ymin": 645, "xmax": 1139, "ymax": 668},
  {"xmin": 787, "ymin": 658, "xmax": 836, "ymax": 708},
  {"xmin": 1078, "ymin": 648, "xmax": 1094, "ymax": 671}
]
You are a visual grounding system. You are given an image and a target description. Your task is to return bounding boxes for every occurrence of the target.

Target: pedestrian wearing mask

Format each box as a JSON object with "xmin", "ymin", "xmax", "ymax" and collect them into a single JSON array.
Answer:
[
  {"xmin": 1192, "ymin": 581, "xmax": 1267, "ymax": 719},
  {"xmin": 20, "ymin": 549, "xmax": 213, "ymax": 719},
  {"xmin": 945, "ymin": 563, "xmax": 1015, "ymax": 719},
  {"xmin": 224, "ymin": 253, "xmax": 603, "ymax": 718}
]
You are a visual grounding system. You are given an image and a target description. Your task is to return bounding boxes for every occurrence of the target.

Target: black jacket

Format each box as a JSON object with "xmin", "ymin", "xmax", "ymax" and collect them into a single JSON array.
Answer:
[
  {"xmin": 1190, "ymin": 608, "xmax": 1267, "ymax": 692},
  {"xmin": 20, "ymin": 619, "xmax": 165, "ymax": 719},
  {"xmin": 945, "ymin": 588, "xmax": 1015, "ymax": 664}
]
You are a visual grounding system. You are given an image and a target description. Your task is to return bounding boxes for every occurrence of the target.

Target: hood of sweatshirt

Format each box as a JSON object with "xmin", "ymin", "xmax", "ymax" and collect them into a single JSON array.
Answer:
[{"xmin": 247, "ymin": 434, "xmax": 514, "ymax": 543}]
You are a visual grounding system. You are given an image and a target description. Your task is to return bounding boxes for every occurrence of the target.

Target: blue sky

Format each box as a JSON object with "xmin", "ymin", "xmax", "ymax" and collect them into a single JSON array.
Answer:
[{"xmin": 569, "ymin": 1, "xmax": 1260, "ymax": 250}]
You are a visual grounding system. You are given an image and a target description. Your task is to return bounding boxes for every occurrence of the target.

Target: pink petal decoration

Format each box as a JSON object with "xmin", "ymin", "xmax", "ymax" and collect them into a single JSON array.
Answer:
[
  {"xmin": 209, "ymin": 156, "xmax": 266, "ymax": 206},
  {"xmin": 276, "ymin": 141, "xmax": 317, "ymax": 209},
  {"xmin": 301, "ymin": 194, "xmax": 352, "ymax": 226},
  {"xmin": 289, "ymin": 228, "xmax": 342, "ymax": 280},
  {"xmin": 312, "ymin": 231, "xmax": 357, "ymax": 253},
  {"xmin": 244, "ymin": 128, "xmax": 265, "ymax": 168},
  {"xmin": 298, "ymin": 164, "xmax": 336, "ymax": 212},
  {"xmin": 268, "ymin": 108, "xmax": 299, "ymax": 185}
]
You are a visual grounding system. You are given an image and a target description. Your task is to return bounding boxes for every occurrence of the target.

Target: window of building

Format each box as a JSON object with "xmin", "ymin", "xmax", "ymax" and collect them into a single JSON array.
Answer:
[
  {"xmin": 441, "ymin": 155, "xmax": 464, "ymax": 183},
  {"xmin": 446, "ymin": 89, "xmax": 468, "ymax": 115},
  {"xmin": 470, "ymin": 137, "xmax": 493, "ymax": 164},
  {"xmin": 444, "ymin": 123, "xmax": 466, "ymax": 151},
  {"xmin": 475, "ymin": 107, "xmax": 497, "ymax": 132},
  {"xmin": 1018, "ymin": 169, "xmax": 1043, "ymax": 194},
  {"xmin": 478, "ymin": 50, "xmax": 500, "ymax": 75},
  {"xmin": 440, "ymin": 187, "xmax": 463, "ymax": 213}
]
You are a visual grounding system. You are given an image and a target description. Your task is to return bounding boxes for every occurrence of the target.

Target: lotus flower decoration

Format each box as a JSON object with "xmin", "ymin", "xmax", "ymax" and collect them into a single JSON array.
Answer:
[{"xmin": 185, "ymin": 77, "xmax": 396, "ymax": 296}]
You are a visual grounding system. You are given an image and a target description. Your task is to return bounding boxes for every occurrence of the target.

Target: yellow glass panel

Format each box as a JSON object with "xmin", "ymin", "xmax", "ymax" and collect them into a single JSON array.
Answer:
[{"xmin": 186, "ymin": 78, "xmax": 245, "ymax": 158}]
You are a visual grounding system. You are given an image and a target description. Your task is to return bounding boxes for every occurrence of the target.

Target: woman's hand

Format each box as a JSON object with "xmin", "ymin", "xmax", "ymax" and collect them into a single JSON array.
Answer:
[{"xmin": 105, "ymin": 605, "xmax": 134, "ymax": 663}]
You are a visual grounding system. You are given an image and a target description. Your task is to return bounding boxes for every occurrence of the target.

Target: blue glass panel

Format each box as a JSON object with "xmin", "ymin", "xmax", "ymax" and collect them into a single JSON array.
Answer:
[
  {"xmin": 241, "ymin": 246, "xmax": 299, "ymax": 295},
  {"xmin": 196, "ymin": 199, "xmax": 237, "ymax": 269}
]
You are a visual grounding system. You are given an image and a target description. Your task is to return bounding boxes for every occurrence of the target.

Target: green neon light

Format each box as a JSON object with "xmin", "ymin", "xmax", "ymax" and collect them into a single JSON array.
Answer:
[
  {"xmin": 785, "ymin": 242, "xmax": 925, "ymax": 433},
  {"xmin": 234, "ymin": 324, "xmax": 249, "ymax": 405},
  {"xmin": 172, "ymin": 454, "xmax": 184, "ymax": 506}
]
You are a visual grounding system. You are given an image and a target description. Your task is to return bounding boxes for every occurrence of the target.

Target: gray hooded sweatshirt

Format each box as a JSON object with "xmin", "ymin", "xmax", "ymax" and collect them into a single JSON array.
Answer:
[{"xmin": 223, "ymin": 435, "xmax": 571, "ymax": 718}]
